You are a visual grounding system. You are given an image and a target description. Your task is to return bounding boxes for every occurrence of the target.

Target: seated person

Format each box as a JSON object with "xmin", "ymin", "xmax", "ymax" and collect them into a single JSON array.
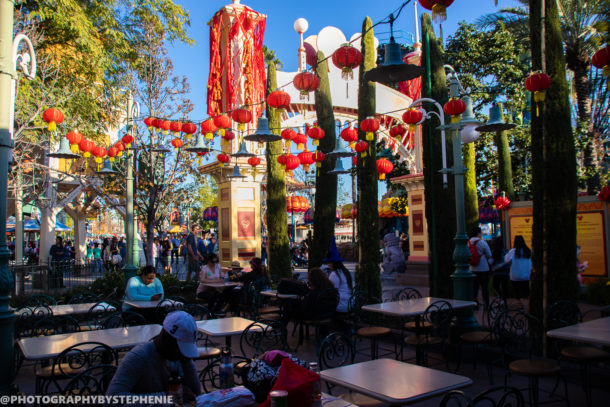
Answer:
[
  {"xmin": 328, "ymin": 261, "xmax": 353, "ymax": 314},
  {"xmin": 229, "ymin": 257, "xmax": 270, "ymax": 310},
  {"xmin": 107, "ymin": 311, "xmax": 201, "ymax": 404},
  {"xmin": 301, "ymin": 268, "xmax": 335, "ymax": 320},
  {"xmin": 123, "ymin": 265, "xmax": 164, "ymax": 311},
  {"xmin": 196, "ymin": 253, "xmax": 226, "ymax": 313},
  {"xmin": 227, "ymin": 260, "xmax": 243, "ymax": 282}
]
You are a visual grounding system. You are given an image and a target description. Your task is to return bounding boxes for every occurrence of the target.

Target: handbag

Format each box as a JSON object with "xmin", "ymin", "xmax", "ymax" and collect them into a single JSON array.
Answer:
[
  {"xmin": 277, "ymin": 278, "xmax": 308, "ymax": 296},
  {"xmin": 259, "ymin": 358, "xmax": 320, "ymax": 407},
  {"xmin": 111, "ymin": 254, "xmax": 122, "ymax": 265}
]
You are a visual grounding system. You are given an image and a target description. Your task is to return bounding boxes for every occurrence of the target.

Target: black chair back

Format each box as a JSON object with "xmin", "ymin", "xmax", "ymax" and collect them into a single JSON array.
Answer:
[
  {"xmin": 314, "ymin": 288, "xmax": 339, "ymax": 320},
  {"xmin": 183, "ymin": 303, "xmax": 214, "ymax": 321},
  {"xmin": 63, "ymin": 364, "xmax": 117, "ymax": 396},
  {"xmin": 422, "ymin": 300, "xmax": 454, "ymax": 338},
  {"xmin": 485, "ymin": 297, "xmax": 508, "ymax": 329},
  {"xmin": 155, "ymin": 298, "xmax": 183, "ymax": 322},
  {"xmin": 547, "ymin": 300, "xmax": 582, "ymax": 330},
  {"xmin": 492, "ymin": 310, "xmax": 540, "ymax": 362},
  {"xmin": 67, "ymin": 292, "xmax": 101, "ymax": 304},
  {"xmin": 440, "ymin": 386, "xmax": 525, "ymax": 407},
  {"xmin": 101, "ymin": 311, "xmax": 147, "ymax": 329},
  {"xmin": 15, "ymin": 305, "xmax": 53, "ymax": 338},
  {"xmin": 318, "ymin": 331, "xmax": 355, "ymax": 370},
  {"xmin": 33, "ymin": 315, "xmax": 81, "ymax": 336},
  {"xmin": 23, "ymin": 295, "xmax": 57, "ymax": 307},
  {"xmin": 85, "ymin": 301, "xmax": 120, "ymax": 330},
  {"xmin": 392, "ymin": 287, "xmax": 422, "ymax": 301},
  {"xmin": 239, "ymin": 319, "xmax": 288, "ymax": 358}
]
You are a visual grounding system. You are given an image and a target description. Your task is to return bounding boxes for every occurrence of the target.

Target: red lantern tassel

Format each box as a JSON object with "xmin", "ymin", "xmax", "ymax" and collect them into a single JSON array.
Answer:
[{"xmin": 432, "ymin": 4, "xmax": 448, "ymax": 23}]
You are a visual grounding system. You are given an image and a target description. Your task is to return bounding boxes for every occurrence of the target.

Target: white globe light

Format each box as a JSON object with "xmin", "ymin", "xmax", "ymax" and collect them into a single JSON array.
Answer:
[
  {"xmin": 294, "ymin": 18, "xmax": 309, "ymax": 34},
  {"xmin": 461, "ymin": 125, "xmax": 480, "ymax": 144}
]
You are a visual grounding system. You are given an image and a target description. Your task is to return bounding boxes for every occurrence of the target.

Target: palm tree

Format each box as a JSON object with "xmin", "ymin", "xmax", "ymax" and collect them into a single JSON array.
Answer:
[
  {"xmin": 262, "ymin": 45, "xmax": 283, "ymax": 70},
  {"xmin": 478, "ymin": 0, "xmax": 605, "ymax": 192}
]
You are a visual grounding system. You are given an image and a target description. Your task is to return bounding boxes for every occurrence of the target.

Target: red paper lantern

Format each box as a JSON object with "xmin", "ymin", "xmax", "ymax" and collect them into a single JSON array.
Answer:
[
  {"xmin": 92, "ymin": 145, "xmax": 106, "ymax": 164},
  {"xmin": 222, "ymin": 130, "xmax": 235, "ymax": 141},
  {"xmin": 376, "ymin": 158, "xmax": 394, "ymax": 180},
  {"xmin": 312, "ymin": 150, "xmax": 325, "ymax": 167},
  {"xmin": 592, "ymin": 46, "xmax": 610, "ymax": 77},
  {"xmin": 66, "ymin": 131, "xmax": 83, "ymax": 153},
  {"xmin": 277, "ymin": 154, "xmax": 287, "ymax": 167},
  {"xmin": 354, "ymin": 141, "xmax": 369, "ymax": 157},
  {"xmin": 122, "ymin": 134, "xmax": 134, "ymax": 148},
  {"xmin": 419, "ymin": 0, "xmax": 455, "ymax": 23},
  {"xmin": 307, "ymin": 126, "xmax": 325, "ymax": 146},
  {"xmin": 286, "ymin": 196, "xmax": 293, "ymax": 213},
  {"xmin": 352, "ymin": 155, "xmax": 357, "ymax": 166},
  {"xmin": 231, "ymin": 108, "xmax": 253, "ymax": 131},
  {"xmin": 144, "ymin": 117, "xmax": 154, "ymax": 130},
  {"xmin": 332, "ymin": 43, "xmax": 362, "ymax": 80},
  {"xmin": 494, "ymin": 196, "xmax": 511, "ymax": 210},
  {"xmin": 107, "ymin": 146, "xmax": 118, "ymax": 162},
  {"xmin": 78, "ymin": 139, "xmax": 94, "ymax": 158},
  {"xmin": 267, "ymin": 90, "xmax": 291, "ymax": 110},
  {"xmin": 213, "ymin": 114, "xmax": 232, "ymax": 137},
  {"xmin": 598, "ymin": 185, "xmax": 610, "ymax": 202},
  {"xmin": 159, "ymin": 120, "xmax": 171, "ymax": 134},
  {"xmin": 201, "ymin": 119, "xmax": 217, "ymax": 140},
  {"xmin": 402, "ymin": 108, "xmax": 423, "ymax": 133},
  {"xmin": 169, "ymin": 121, "xmax": 183, "ymax": 136},
  {"xmin": 293, "ymin": 132, "xmax": 308, "ymax": 150},
  {"xmin": 299, "ymin": 196, "xmax": 310, "ymax": 212},
  {"xmin": 443, "ymin": 99, "xmax": 466, "ymax": 123},
  {"xmin": 42, "ymin": 108, "xmax": 64, "ymax": 131},
  {"xmin": 389, "ymin": 124, "xmax": 407, "ymax": 140},
  {"xmin": 298, "ymin": 149, "xmax": 314, "ymax": 172},
  {"xmin": 247, "ymin": 156, "xmax": 261, "ymax": 167},
  {"xmin": 360, "ymin": 117, "xmax": 379, "ymax": 141},
  {"xmin": 217, "ymin": 153, "xmax": 230, "ymax": 167},
  {"xmin": 171, "ymin": 139, "xmax": 183, "ymax": 150},
  {"xmin": 281, "ymin": 128, "xmax": 296, "ymax": 148},
  {"xmin": 182, "ymin": 122, "xmax": 197, "ymax": 138},
  {"xmin": 525, "ymin": 72, "xmax": 551, "ymax": 116},
  {"xmin": 284, "ymin": 154, "xmax": 300, "ymax": 173},
  {"xmin": 340, "ymin": 125, "xmax": 358, "ymax": 148},
  {"xmin": 293, "ymin": 72, "xmax": 320, "ymax": 99},
  {"xmin": 114, "ymin": 141, "xmax": 125, "ymax": 157}
]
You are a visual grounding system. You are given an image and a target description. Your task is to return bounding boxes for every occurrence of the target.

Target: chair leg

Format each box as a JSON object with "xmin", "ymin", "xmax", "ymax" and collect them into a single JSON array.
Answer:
[
  {"xmin": 581, "ymin": 362, "xmax": 592, "ymax": 407},
  {"xmin": 529, "ymin": 376, "xmax": 539, "ymax": 407}
]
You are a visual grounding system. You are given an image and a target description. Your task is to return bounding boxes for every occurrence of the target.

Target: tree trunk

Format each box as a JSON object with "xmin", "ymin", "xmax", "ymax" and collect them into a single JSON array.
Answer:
[
  {"xmin": 463, "ymin": 142, "xmax": 479, "ymax": 236},
  {"xmin": 421, "ymin": 13, "xmax": 456, "ymax": 298},
  {"xmin": 529, "ymin": 0, "xmax": 579, "ymax": 353},
  {"xmin": 356, "ymin": 16, "xmax": 381, "ymax": 299},
  {"xmin": 493, "ymin": 103, "xmax": 515, "ymax": 200},
  {"xmin": 265, "ymin": 62, "xmax": 292, "ymax": 280},
  {"xmin": 310, "ymin": 51, "xmax": 338, "ymax": 268}
]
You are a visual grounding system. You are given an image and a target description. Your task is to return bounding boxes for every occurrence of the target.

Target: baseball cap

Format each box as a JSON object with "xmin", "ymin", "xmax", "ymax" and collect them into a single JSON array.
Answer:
[{"xmin": 162, "ymin": 311, "xmax": 199, "ymax": 358}]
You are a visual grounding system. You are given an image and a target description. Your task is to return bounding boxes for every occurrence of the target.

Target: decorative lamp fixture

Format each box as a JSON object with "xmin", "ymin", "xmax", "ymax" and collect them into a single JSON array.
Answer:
[
  {"xmin": 233, "ymin": 140, "xmax": 254, "ymax": 158},
  {"xmin": 152, "ymin": 143, "xmax": 171, "ymax": 154},
  {"xmin": 66, "ymin": 130, "xmax": 83, "ymax": 153},
  {"xmin": 307, "ymin": 125, "xmax": 325, "ymax": 146},
  {"xmin": 281, "ymin": 128, "xmax": 296, "ymax": 148},
  {"xmin": 78, "ymin": 139, "xmax": 94, "ymax": 158},
  {"xmin": 476, "ymin": 102, "xmax": 516, "ymax": 133},
  {"xmin": 313, "ymin": 150, "xmax": 325, "ymax": 167},
  {"xmin": 402, "ymin": 108, "xmax": 423, "ymax": 133},
  {"xmin": 340, "ymin": 124, "xmax": 358, "ymax": 148},
  {"xmin": 524, "ymin": 72, "xmax": 551, "ymax": 116},
  {"xmin": 328, "ymin": 158, "xmax": 350, "ymax": 175},
  {"xmin": 389, "ymin": 124, "xmax": 407, "ymax": 140},
  {"xmin": 360, "ymin": 117, "xmax": 379, "ymax": 141},
  {"xmin": 332, "ymin": 43, "xmax": 362, "ymax": 80},
  {"xmin": 293, "ymin": 132, "xmax": 308, "ymax": 150},
  {"xmin": 182, "ymin": 122, "xmax": 197, "ymax": 139},
  {"xmin": 48, "ymin": 137, "xmax": 80, "ymax": 159},
  {"xmin": 443, "ymin": 99, "xmax": 466, "ymax": 123},
  {"xmin": 364, "ymin": 35, "xmax": 423, "ymax": 83},
  {"xmin": 293, "ymin": 71, "xmax": 320, "ymax": 100},
  {"xmin": 213, "ymin": 114, "xmax": 232, "ymax": 137},
  {"xmin": 96, "ymin": 159, "xmax": 116, "ymax": 175},
  {"xmin": 170, "ymin": 121, "xmax": 183, "ymax": 137},
  {"xmin": 354, "ymin": 141, "xmax": 369, "ymax": 157},
  {"xmin": 267, "ymin": 90, "xmax": 291, "ymax": 112},
  {"xmin": 217, "ymin": 153, "xmax": 230, "ymax": 167},
  {"xmin": 592, "ymin": 46, "xmax": 610, "ymax": 77},
  {"xmin": 419, "ymin": 0, "xmax": 455, "ymax": 23},
  {"xmin": 159, "ymin": 120, "xmax": 171, "ymax": 135},
  {"xmin": 107, "ymin": 146, "xmax": 118, "ymax": 162},
  {"xmin": 227, "ymin": 164, "xmax": 246, "ymax": 179},
  {"xmin": 122, "ymin": 134, "xmax": 135, "ymax": 148},
  {"xmin": 200, "ymin": 119, "xmax": 217, "ymax": 141},
  {"xmin": 114, "ymin": 141, "xmax": 125, "ymax": 157},
  {"xmin": 186, "ymin": 133, "xmax": 210, "ymax": 153},
  {"xmin": 457, "ymin": 96, "xmax": 483, "ymax": 144},
  {"xmin": 284, "ymin": 154, "xmax": 300, "ymax": 175},
  {"xmin": 327, "ymin": 136, "xmax": 355, "ymax": 158},
  {"xmin": 244, "ymin": 111, "xmax": 282, "ymax": 143},
  {"xmin": 172, "ymin": 138, "xmax": 184, "ymax": 151},
  {"xmin": 144, "ymin": 117, "xmax": 154, "ymax": 130},
  {"xmin": 42, "ymin": 108, "xmax": 64, "ymax": 131},
  {"xmin": 376, "ymin": 158, "xmax": 394, "ymax": 180},
  {"xmin": 231, "ymin": 107, "xmax": 253, "ymax": 131},
  {"xmin": 298, "ymin": 149, "xmax": 314, "ymax": 172}
]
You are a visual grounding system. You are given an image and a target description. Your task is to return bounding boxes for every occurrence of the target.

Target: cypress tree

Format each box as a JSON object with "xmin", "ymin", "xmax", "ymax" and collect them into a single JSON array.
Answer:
[
  {"xmin": 529, "ymin": 0, "xmax": 579, "ymax": 336},
  {"xmin": 463, "ymin": 142, "xmax": 479, "ymax": 236},
  {"xmin": 421, "ymin": 13, "xmax": 456, "ymax": 298},
  {"xmin": 493, "ymin": 103, "xmax": 515, "ymax": 200},
  {"xmin": 310, "ymin": 51, "xmax": 338, "ymax": 268},
  {"xmin": 265, "ymin": 62, "xmax": 291, "ymax": 280},
  {"xmin": 356, "ymin": 17, "xmax": 381, "ymax": 299}
]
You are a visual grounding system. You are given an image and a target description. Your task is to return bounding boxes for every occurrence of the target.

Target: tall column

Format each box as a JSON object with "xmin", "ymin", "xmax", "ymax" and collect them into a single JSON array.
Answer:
[
  {"xmin": 124, "ymin": 91, "xmax": 138, "ymax": 278},
  {"xmin": 0, "ymin": 0, "xmax": 16, "ymax": 394},
  {"xmin": 14, "ymin": 170, "xmax": 23, "ymax": 263}
]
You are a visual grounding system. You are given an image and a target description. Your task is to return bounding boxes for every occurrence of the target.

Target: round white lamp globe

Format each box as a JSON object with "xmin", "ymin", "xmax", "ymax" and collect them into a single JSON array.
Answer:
[
  {"xmin": 294, "ymin": 18, "xmax": 309, "ymax": 34},
  {"xmin": 461, "ymin": 124, "xmax": 480, "ymax": 144}
]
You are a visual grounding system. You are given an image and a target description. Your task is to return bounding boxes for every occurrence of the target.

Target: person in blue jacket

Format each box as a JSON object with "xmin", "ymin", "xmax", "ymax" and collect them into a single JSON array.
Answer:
[{"xmin": 123, "ymin": 265, "xmax": 164, "ymax": 311}]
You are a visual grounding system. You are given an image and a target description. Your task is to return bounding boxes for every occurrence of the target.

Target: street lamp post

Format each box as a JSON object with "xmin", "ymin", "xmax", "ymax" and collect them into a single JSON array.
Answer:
[{"xmin": 123, "ymin": 92, "xmax": 139, "ymax": 279}]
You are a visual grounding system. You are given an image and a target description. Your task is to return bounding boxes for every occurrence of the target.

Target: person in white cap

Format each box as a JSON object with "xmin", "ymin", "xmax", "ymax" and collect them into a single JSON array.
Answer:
[{"xmin": 107, "ymin": 310, "xmax": 201, "ymax": 403}]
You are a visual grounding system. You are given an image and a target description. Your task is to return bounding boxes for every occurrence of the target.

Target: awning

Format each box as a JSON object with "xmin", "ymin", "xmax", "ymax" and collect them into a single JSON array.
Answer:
[{"xmin": 6, "ymin": 219, "xmax": 72, "ymax": 232}]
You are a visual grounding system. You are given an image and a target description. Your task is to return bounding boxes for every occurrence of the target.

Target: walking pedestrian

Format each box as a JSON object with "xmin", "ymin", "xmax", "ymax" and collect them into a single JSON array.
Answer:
[
  {"xmin": 505, "ymin": 235, "xmax": 532, "ymax": 310},
  {"xmin": 468, "ymin": 227, "xmax": 492, "ymax": 309}
]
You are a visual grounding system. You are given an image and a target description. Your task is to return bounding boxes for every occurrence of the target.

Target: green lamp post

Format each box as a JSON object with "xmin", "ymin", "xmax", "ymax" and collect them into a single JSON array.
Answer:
[{"xmin": 123, "ymin": 92, "xmax": 140, "ymax": 280}]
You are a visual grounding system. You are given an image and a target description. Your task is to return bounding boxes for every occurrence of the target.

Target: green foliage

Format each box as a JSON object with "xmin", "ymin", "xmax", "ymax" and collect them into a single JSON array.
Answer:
[
  {"xmin": 463, "ymin": 143, "xmax": 479, "ymax": 235},
  {"xmin": 187, "ymin": 176, "xmax": 218, "ymax": 229},
  {"xmin": 310, "ymin": 52, "xmax": 338, "ymax": 268},
  {"xmin": 355, "ymin": 17, "xmax": 381, "ymax": 299}
]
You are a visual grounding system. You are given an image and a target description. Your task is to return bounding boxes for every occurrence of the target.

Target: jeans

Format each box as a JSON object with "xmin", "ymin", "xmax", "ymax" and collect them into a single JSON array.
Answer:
[
  {"xmin": 94, "ymin": 259, "xmax": 102, "ymax": 273},
  {"xmin": 473, "ymin": 271, "xmax": 490, "ymax": 307}
]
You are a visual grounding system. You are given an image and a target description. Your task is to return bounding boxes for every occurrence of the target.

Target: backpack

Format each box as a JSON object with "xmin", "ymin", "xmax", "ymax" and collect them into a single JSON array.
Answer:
[{"xmin": 468, "ymin": 238, "xmax": 482, "ymax": 266}]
